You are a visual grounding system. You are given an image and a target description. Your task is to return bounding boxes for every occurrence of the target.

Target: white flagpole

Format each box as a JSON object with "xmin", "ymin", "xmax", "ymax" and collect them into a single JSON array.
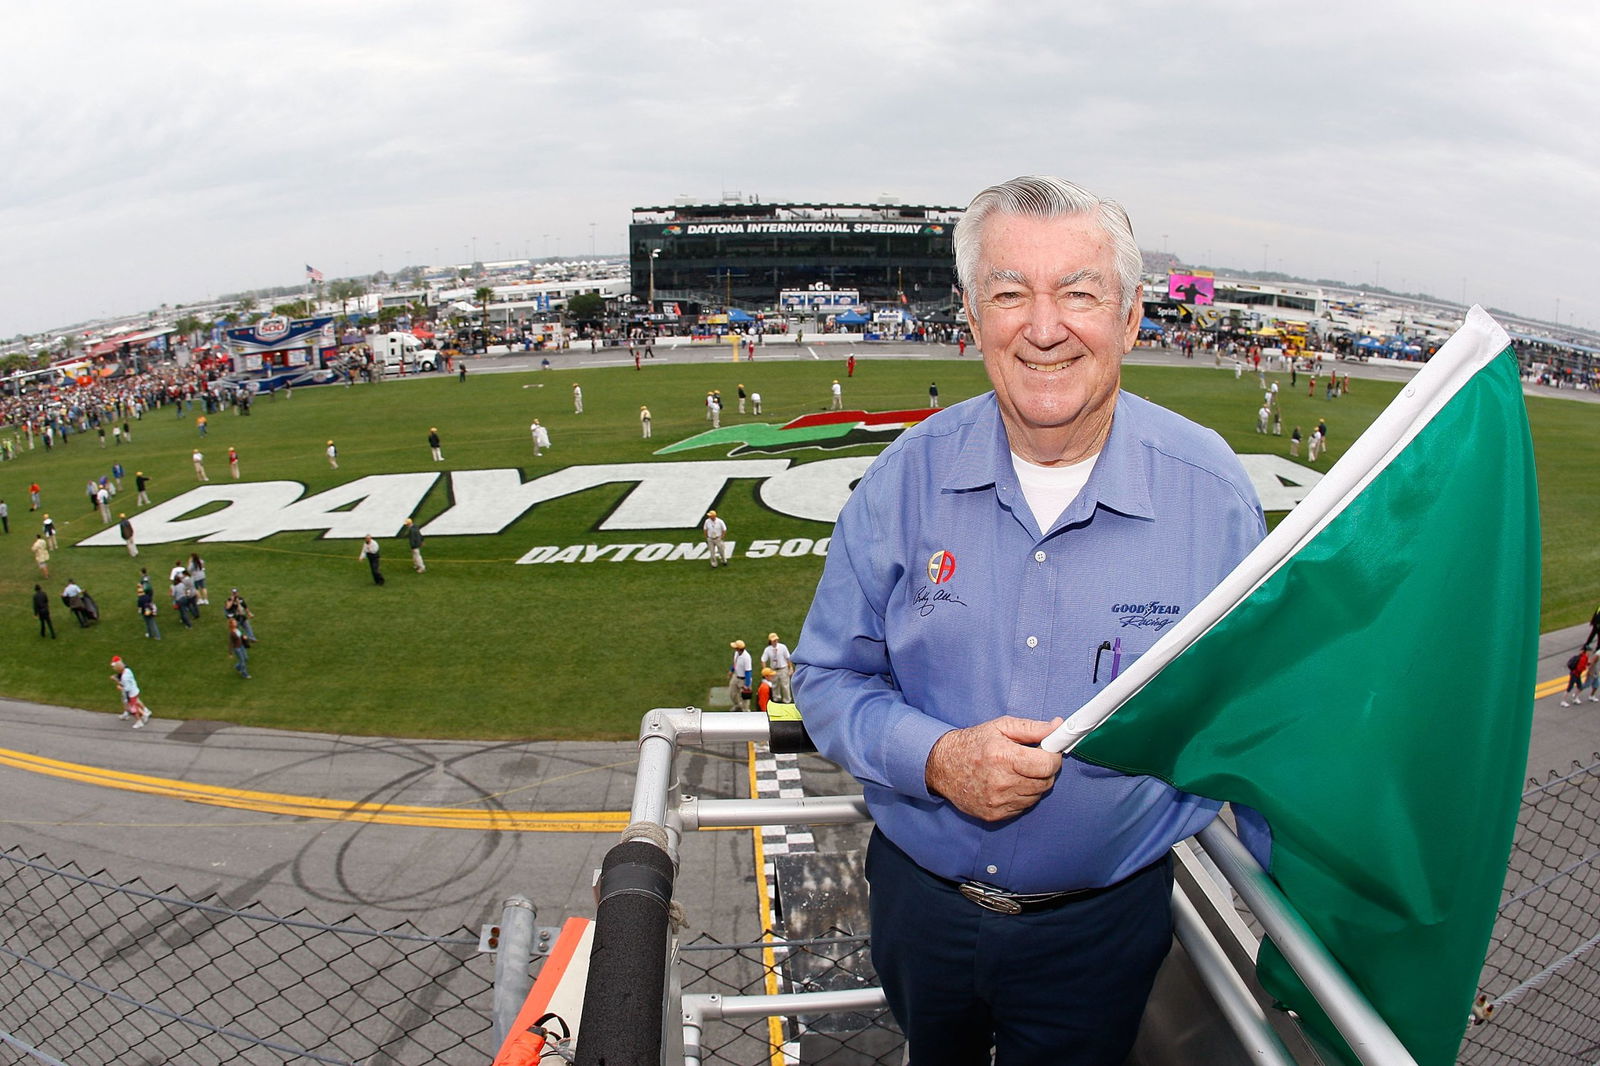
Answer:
[{"xmin": 1041, "ymin": 307, "xmax": 1513, "ymax": 756}]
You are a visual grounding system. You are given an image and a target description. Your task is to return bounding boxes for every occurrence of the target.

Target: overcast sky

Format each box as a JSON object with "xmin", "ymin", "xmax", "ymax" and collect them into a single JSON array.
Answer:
[{"xmin": 3, "ymin": 0, "xmax": 1596, "ymax": 339}]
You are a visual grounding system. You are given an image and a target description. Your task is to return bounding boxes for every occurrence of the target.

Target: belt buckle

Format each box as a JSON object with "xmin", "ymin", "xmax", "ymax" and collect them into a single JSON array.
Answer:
[{"xmin": 958, "ymin": 882, "xmax": 1023, "ymax": 915}]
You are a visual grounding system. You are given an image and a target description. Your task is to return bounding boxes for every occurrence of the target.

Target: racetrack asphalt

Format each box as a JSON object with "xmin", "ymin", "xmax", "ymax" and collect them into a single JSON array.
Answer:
[{"xmin": 2, "ymin": 622, "xmax": 1592, "ymax": 941}]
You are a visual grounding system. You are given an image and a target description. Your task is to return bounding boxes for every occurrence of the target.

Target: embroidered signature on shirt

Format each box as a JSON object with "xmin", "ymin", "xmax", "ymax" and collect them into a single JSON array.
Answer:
[
  {"xmin": 1118, "ymin": 614, "xmax": 1178, "ymax": 631},
  {"xmin": 913, "ymin": 585, "xmax": 969, "ymax": 617}
]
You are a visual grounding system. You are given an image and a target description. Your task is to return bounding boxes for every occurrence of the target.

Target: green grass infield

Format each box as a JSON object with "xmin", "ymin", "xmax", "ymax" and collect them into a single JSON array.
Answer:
[{"xmin": 2, "ymin": 354, "xmax": 1592, "ymax": 739}]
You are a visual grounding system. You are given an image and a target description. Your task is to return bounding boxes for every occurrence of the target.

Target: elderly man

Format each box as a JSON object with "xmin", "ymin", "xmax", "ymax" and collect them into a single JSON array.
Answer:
[
  {"xmin": 702, "ymin": 510, "xmax": 728, "ymax": 569},
  {"xmin": 760, "ymin": 632, "xmax": 794, "ymax": 703},
  {"xmin": 793, "ymin": 176, "xmax": 1265, "ymax": 1065}
]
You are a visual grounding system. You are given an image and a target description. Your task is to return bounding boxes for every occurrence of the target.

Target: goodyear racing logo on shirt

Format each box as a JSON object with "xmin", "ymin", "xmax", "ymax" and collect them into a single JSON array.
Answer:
[{"xmin": 1112, "ymin": 600, "xmax": 1183, "ymax": 631}]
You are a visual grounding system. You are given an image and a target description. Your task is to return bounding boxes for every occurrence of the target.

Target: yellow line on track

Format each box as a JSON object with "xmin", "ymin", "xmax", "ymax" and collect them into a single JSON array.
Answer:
[
  {"xmin": 0, "ymin": 747, "xmax": 629, "ymax": 833},
  {"xmin": 1535, "ymin": 676, "xmax": 1569, "ymax": 699},
  {"xmin": 1, "ymin": 672, "xmax": 1572, "ymax": 831}
]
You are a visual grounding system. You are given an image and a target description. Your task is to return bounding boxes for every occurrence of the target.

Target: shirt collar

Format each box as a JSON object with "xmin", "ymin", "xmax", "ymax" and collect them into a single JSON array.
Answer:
[{"xmin": 937, "ymin": 391, "xmax": 1155, "ymax": 523}]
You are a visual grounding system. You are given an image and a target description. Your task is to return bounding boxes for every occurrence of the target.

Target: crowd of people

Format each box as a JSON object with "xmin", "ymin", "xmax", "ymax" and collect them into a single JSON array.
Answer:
[
  {"xmin": 29, "ymin": 545, "xmax": 260, "ymax": 701},
  {"xmin": 0, "ymin": 360, "xmax": 251, "ymax": 461},
  {"xmin": 1227, "ymin": 347, "xmax": 1344, "ymax": 464}
]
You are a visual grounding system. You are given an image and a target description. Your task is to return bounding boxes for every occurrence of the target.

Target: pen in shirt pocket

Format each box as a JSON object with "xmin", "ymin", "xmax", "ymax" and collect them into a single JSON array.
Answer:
[{"xmin": 1092, "ymin": 637, "xmax": 1124, "ymax": 684}]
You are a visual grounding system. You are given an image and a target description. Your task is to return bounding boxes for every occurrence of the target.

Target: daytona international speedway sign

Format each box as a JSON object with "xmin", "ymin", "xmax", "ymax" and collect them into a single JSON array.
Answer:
[{"xmin": 75, "ymin": 453, "xmax": 1321, "ymax": 563}]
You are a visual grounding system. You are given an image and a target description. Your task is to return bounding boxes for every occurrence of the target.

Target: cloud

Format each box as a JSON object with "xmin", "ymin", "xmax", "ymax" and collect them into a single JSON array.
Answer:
[{"xmin": 2, "ymin": 0, "xmax": 1596, "ymax": 336}]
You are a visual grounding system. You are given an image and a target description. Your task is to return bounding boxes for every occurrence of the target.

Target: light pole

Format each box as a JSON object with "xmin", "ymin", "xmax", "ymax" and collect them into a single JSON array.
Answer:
[{"xmin": 648, "ymin": 248, "xmax": 661, "ymax": 311}]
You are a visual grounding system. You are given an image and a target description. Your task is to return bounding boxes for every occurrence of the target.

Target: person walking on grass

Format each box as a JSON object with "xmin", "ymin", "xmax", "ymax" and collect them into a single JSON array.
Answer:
[
  {"xmin": 703, "ymin": 510, "xmax": 729, "ymax": 569},
  {"xmin": 33, "ymin": 584, "xmax": 55, "ymax": 638},
  {"xmin": 137, "ymin": 584, "xmax": 161, "ymax": 640},
  {"xmin": 359, "ymin": 535, "xmax": 385, "ymax": 585},
  {"xmin": 428, "ymin": 427, "xmax": 443, "ymax": 462},
  {"xmin": 404, "ymin": 518, "xmax": 426, "ymax": 573},
  {"xmin": 170, "ymin": 573, "xmax": 196, "ymax": 629},
  {"xmin": 228, "ymin": 617, "xmax": 253, "ymax": 679},
  {"xmin": 119, "ymin": 514, "xmax": 137, "ymax": 557},
  {"xmin": 225, "ymin": 588, "xmax": 256, "ymax": 642},
  {"xmin": 188, "ymin": 553, "xmax": 209, "ymax": 605}
]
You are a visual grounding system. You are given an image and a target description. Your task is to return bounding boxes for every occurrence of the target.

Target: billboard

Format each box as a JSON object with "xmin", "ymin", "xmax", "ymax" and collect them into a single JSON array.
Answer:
[
  {"xmin": 779, "ymin": 286, "xmax": 860, "ymax": 312},
  {"xmin": 1168, "ymin": 272, "xmax": 1215, "ymax": 306},
  {"xmin": 225, "ymin": 316, "xmax": 336, "ymax": 353},
  {"xmin": 651, "ymin": 221, "xmax": 947, "ymax": 238}
]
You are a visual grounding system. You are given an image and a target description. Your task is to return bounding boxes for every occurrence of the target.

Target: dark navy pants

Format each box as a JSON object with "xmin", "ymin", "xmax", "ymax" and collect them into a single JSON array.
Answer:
[{"xmin": 866, "ymin": 829, "xmax": 1173, "ymax": 1066}]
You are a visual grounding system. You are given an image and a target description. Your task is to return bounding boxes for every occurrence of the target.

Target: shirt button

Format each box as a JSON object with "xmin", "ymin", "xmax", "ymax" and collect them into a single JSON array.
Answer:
[
  {"xmin": 1026, "ymin": 636, "xmax": 1038, "ymax": 648},
  {"xmin": 986, "ymin": 865, "xmax": 998, "ymax": 875},
  {"xmin": 1034, "ymin": 550, "xmax": 1047, "ymax": 562}
]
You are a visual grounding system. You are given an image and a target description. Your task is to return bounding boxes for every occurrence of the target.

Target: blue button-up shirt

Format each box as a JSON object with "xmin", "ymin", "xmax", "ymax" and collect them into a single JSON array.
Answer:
[{"xmin": 793, "ymin": 390, "xmax": 1265, "ymax": 893}]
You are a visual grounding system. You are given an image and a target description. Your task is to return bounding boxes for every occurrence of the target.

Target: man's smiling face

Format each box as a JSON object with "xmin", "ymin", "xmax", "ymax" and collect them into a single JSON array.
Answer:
[{"xmin": 965, "ymin": 211, "xmax": 1141, "ymax": 465}]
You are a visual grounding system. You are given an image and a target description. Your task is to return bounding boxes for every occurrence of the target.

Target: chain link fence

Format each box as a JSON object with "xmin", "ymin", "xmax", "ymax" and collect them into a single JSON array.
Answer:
[
  {"xmin": 0, "ymin": 847, "xmax": 497, "ymax": 1065},
  {"xmin": 5, "ymin": 760, "xmax": 1599, "ymax": 1065},
  {"xmin": 1460, "ymin": 756, "xmax": 1600, "ymax": 1065}
]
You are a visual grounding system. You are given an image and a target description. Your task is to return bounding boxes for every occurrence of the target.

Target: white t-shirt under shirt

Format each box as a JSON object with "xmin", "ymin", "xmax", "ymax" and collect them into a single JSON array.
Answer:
[{"xmin": 1010, "ymin": 450, "xmax": 1100, "ymax": 534}]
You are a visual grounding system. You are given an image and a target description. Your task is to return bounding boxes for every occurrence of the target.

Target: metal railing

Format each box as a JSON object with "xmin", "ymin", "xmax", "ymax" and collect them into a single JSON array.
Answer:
[
  {"xmin": 5, "ymin": 737, "xmax": 1595, "ymax": 1063},
  {"xmin": 573, "ymin": 709, "xmax": 1424, "ymax": 1066}
]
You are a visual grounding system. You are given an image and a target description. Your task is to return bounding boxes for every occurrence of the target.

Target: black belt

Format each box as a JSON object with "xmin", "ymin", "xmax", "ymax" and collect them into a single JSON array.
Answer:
[{"xmin": 934, "ymin": 856, "xmax": 1168, "ymax": 916}]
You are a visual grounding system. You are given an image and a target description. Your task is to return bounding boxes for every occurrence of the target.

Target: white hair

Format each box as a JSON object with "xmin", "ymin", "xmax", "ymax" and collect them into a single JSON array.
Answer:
[{"xmin": 953, "ymin": 175, "xmax": 1143, "ymax": 316}]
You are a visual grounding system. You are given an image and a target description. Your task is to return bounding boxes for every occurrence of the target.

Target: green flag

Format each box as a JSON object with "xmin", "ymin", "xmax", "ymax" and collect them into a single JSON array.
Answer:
[{"xmin": 1048, "ymin": 307, "xmax": 1539, "ymax": 1065}]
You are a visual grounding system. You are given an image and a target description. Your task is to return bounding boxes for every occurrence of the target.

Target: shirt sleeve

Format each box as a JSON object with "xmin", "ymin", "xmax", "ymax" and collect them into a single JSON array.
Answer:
[{"xmin": 793, "ymin": 476, "xmax": 952, "ymax": 802}]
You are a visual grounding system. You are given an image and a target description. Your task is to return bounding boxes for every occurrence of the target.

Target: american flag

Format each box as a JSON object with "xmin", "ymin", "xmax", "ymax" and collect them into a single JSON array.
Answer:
[{"xmin": 305, "ymin": 264, "xmax": 324, "ymax": 283}]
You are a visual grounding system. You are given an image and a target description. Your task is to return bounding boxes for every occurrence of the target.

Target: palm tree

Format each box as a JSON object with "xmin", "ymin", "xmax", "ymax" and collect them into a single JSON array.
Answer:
[
  {"xmin": 328, "ymin": 279, "xmax": 367, "ymax": 327},
  {"xmin": 173, "ymin": 314, "xmax": 204, "ymax": 343},
  {"xmin": 475, "ymin": 286, "xmax": 494, "ymax": 339}
]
